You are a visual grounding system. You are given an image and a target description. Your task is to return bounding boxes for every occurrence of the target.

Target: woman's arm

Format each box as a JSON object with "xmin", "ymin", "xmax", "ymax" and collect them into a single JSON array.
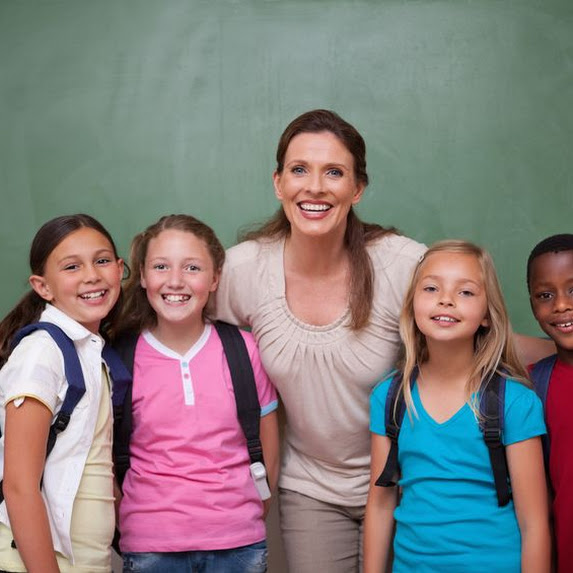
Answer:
[
  {"xmin": 260, "ymin": 410, "xmax": 280, "ymax": 518},
  {"xmin": 515, "ymin": 334, "xmax": 555, "ymax": 367},
  {"xmin": 506, "ymin": 436, "xmax": 551, "ymax": 573},
  {"xmin": 214, "ymin": 244, "xmax": 260, "ymax": 328},
  {"xmin": 364, "ymin": 433, "xmax": 398, "ymax": 573},
  {"xmin": 3, "ymin": 398, "xmax": 60, "ymax": 573}
]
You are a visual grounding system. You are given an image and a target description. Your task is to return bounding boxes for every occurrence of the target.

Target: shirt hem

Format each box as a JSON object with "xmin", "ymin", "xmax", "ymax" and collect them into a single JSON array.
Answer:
[
  {"xmin": 121, "ymin": 532, "xmax": 266, "ymax": 553},
  {"xmin": 279, "ymin": 477, "xmax": 367, "ymax": 508},
  {"xmin": 4, "ymin": 393, "xmax": 54, "ymax": 413}
]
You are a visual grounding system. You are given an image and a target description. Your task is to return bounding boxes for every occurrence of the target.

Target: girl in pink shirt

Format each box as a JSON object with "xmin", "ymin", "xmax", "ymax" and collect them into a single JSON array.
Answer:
[{"xmin": 111, "ymin": 214, "xmax": 279, "ymax": 573}]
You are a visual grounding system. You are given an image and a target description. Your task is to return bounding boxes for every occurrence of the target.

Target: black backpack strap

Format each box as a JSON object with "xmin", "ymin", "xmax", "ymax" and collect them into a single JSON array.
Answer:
[
  {"xmin": 112, "ymin": 331, "xmax": 139, "ymax": 378},
  {"xmin": 0, "ymin": 322, "xmax": 86, "ymax": 503},
  {"xmin": 107, "ymin": 332, "xmax": 138, "ymax": 556},
  {"xmin": 530, "ymin": 354, "xmax": 557, "ymax": 470},
  {"xmin": 375, "ymin": 371, "xmax": 407, "ymax": 488},
  {"xmin": 108, "ymin": 332, "xmax": 138, "ymax": 488},
  {"xmin": 480, "ymin": 374, "xmax": 511, "ymax": 507},
  {"xmin": 214, "ymin": 321, "xmax": 263, "ymax": 466}
]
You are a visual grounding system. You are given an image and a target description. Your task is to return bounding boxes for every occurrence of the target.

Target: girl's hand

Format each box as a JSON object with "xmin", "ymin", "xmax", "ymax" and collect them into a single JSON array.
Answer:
[
  {"xmin": 514, "ymin": 334, "xmax": 555, "ymax": 367},
  {"xmin": 3, "ymin": 398, "xmax": 60, "ymax": 573},
  {"xmin": 507, "ymin": 436, "xmax": 551, "ymax": 573},
  {"xmin": 364, "ymin": 433, "xmax": 398, "ymax": 573}
]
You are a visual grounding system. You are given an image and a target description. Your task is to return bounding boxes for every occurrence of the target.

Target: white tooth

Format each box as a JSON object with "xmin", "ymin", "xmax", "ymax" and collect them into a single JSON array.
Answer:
[
  {"xmin": 434, "ymin": 316, "xmax": 457, "ymax": 322},
  {"xmin": 81, "ymin": 291, "xmax": 104, "ymax": 300},
  {"xmin": 300, "ymin": 203, "xmax": 330, "ymax": 212},
  {"xmin": 164, "ymin": 294, "xmax": 190, "ymax": 303}
]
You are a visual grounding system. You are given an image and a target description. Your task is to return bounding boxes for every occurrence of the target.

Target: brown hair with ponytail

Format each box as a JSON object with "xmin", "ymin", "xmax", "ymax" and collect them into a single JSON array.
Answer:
[{"xmin": 0, "ymin": 214, "xmax": 122, "ymax": 366}]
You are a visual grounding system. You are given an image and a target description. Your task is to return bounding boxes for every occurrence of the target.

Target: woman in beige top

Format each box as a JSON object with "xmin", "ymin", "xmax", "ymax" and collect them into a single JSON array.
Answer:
[
  {"xmin": 216, "ymin": 109, "xmax": 554, "ymax": 573},
  {"xmin": 216, "ymin": 109, "xmax": 426, "ymax": 572}
]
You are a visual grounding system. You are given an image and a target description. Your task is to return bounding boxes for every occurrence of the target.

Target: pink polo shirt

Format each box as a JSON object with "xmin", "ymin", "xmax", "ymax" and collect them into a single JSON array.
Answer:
[{"xmin": 119, "ymin": 324, "xmax": 278, "ymax": 552}]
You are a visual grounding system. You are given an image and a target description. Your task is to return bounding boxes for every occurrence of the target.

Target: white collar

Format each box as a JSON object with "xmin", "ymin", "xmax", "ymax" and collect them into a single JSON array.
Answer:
[{"xmin": 40, "ymin": 304, "xmax": 102, "ymax": 342}]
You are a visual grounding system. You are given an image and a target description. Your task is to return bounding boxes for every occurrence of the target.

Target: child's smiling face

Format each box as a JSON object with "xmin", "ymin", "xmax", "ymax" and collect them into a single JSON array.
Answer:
[
  {"xmin": 529, "ymin": 250, "xmax": 573, "ymax": 364},
  {"xmin": 29, "ymin": 227, "xmax": 123, "ymax": 333},
  {"xmin": 413, "ymin": 251, "xmax": 489, "ymax": 349},
  {"xmin": 140, "ymin": 229, "xmax": 219, "ymax": 333}
]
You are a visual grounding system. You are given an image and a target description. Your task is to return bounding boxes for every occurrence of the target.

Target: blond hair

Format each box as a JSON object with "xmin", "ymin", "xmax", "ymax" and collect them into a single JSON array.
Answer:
[{"xmin": 397, "ymin": 240, "xmax": 529, "ymax": 419}]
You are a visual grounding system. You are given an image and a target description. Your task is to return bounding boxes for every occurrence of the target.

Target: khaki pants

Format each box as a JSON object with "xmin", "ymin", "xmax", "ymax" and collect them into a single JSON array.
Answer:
[{"xmin": 279, "ymin": 488, "xmax": 365, "ymax": 573}]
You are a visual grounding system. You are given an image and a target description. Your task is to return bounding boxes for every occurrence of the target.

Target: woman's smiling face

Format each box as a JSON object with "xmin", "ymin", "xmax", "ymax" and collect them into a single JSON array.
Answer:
[{"xmin": 272, "ymin": 131, "xmax": 365, "ymax": 241}]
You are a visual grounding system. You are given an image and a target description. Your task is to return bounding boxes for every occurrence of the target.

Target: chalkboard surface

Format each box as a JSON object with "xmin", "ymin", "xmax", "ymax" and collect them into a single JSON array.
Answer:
[{"xmin": 1, "ymin": 0, "xmax": 572, "ymax": 334}]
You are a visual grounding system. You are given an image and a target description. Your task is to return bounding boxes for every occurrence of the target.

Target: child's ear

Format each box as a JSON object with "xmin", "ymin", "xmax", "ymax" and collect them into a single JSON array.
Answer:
[
  {"xmin": 140, "ymin": 269, "xmax": 147, "ymax": 290},
  {"xmin": 481, "ymin": 316, "xmax": 490, "ymax": 328},
  {"xmin": 210, "ymin": 270, "xmax": 221, "ymax": 293},
  {"xmin": 117, "ymin": 258, "xmax": 125, "ymax": 281},
  {"xmin": 29, "ymin": 275, "xmax": 54, "ymax": 302}
]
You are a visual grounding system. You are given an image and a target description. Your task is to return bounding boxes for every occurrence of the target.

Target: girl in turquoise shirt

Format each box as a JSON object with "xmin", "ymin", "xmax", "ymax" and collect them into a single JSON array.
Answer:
[{"xmin": 364, "ymin": 240, "xmax": 550, "ymax": 573}]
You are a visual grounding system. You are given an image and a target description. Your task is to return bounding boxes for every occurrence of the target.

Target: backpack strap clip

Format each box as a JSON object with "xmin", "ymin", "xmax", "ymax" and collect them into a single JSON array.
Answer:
[
  {"xmin": 385, "ymin": 423, "xmax": 400, "ymax": 443},
  {"xmin": 246, "ymin": 439, "xmax": 264, "ymax": 464},
  {"xmin": 52, "ymin": 412, "xmax": 72, "ymax": 434},
  {"xmin": 482, "ymin": 426, "xmax": 502, "ymax": 443}
]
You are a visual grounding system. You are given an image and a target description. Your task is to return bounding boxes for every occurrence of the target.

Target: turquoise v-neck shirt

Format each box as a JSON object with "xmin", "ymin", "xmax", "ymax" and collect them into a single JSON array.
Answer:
[{"xmin": 370, "ymin": 376, "xmax": 545, "ymax": 572}]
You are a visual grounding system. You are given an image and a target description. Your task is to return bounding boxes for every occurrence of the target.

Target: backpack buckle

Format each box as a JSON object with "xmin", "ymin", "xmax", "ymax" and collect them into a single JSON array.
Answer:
[
  {"xmin": 114, "ymin": 454, "xmax": 130, "ymax": 465},
  {"xmin": 247, "ymin": 439, "xmax": 263, "ymax": 457},
  {"xmin": 386, "ymin": 424, "xmax": 400, "ymax": 443},
  {"xmin": 250, "ymin": 462, "xmax": 271, "ymax": 500},
  {"xmin": 52, "ymin": 413, "xmax": 71, "ymax": 435},
  {"xmin": 483, "ymin": 426, "xmax": 501, "ymax": 444}
]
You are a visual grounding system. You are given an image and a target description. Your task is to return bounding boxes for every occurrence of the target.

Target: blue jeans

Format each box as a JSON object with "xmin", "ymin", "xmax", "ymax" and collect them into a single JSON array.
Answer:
[{"xmin": 122, "ymin": 540, "xmax": 267, "ymax": 572}]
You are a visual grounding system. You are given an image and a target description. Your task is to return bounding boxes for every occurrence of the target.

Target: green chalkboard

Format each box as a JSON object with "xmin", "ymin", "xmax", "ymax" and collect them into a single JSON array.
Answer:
[{"xmin": 1, "ymin": 0, "xmax": 572, "ymax": 335}]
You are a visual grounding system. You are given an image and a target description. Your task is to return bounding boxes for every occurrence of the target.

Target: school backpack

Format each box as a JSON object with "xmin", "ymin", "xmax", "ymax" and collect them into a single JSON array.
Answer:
[
  {"xmin": 530, "ymin": 353, "xmax": 557, "ymax": 469},
  {"xmin": 0, "ymin": 321, "xmax": 132, "ymax": 504},
  {"xmin": 111, "ymin": 321, "xmax": 270, "ymax": 499},
  {"xmin": 375, "ymin": 369, "xmax": 512, "ymax": 507}
]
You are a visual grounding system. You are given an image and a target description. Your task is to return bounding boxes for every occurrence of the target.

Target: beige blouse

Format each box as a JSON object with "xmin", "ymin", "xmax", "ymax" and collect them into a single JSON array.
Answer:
[{"xmin": 216, "ymin": 233, "xmax": 426, "ymax": 506}]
